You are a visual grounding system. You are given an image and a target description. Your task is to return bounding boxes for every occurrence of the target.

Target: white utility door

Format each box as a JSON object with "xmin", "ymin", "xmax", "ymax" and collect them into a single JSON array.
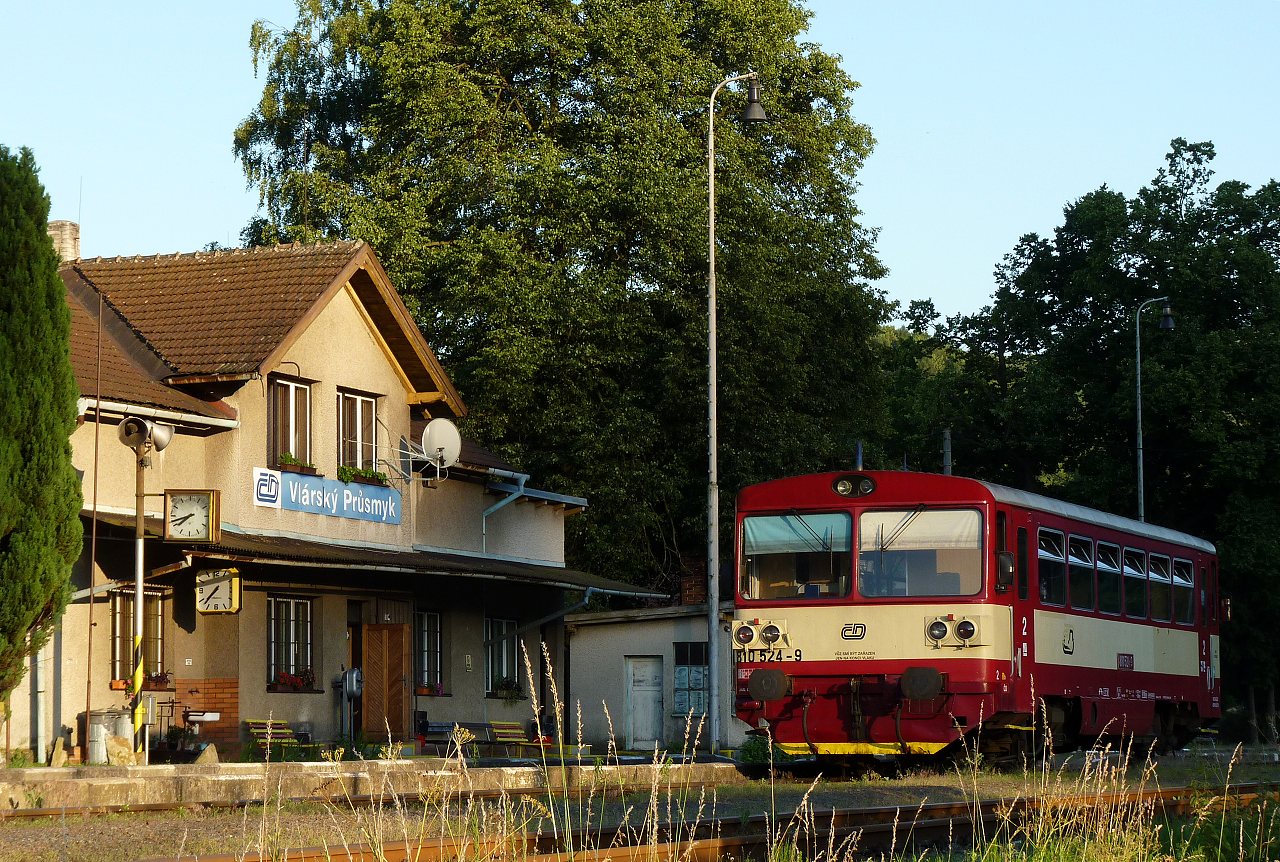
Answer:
[{"xmin": 625, "ymin": 656, "xmax": 664, "ymax": 751}]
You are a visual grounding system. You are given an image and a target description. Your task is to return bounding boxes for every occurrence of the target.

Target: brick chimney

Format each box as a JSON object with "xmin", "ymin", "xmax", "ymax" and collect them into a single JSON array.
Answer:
[{"xmin": 48, "ymin": 220, "xmax": 80, "ymax": 261}]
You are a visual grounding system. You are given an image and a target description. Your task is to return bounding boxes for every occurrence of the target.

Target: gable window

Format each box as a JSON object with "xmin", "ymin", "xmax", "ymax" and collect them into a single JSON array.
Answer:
[
  {"xmin": 271, "ymin": 376, "xmax": 311, "ymax": 466},
  {"xmin": 673, "ymin": 641, "xmax": 709, "ymax": 718},
  {"xmin": 268, "ymin": 596, "xmax": 314, "ymax": 688},
  {"xmin": 338, "ymin": 389, "xmax": 377, "ymax": 470},
  {"xmin": 417, "ymin": 610, "xmax": 443, "ymax": 692},
  {"xmin": 111, "ymin": 589, "xmax": 164, "ymax": 681},
  {"xmin": 485, "ymin": 617, "xmax": 519, "ymax": 695}
]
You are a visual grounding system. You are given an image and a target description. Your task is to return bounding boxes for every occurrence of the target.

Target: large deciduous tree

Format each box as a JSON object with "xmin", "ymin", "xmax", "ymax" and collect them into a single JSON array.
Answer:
[
  {"xmin": 236, "ymin": 0, "xmax": 887, "ymax": 591},
  {"xmin": 0, "ymin": 147, "xmax": 82, "ymax": 699}
]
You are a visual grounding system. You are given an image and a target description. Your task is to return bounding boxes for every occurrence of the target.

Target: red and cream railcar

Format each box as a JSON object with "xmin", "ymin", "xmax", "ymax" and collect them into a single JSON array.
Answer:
[{"xmin": 732, "ymin": 471, "xmax": 1221, "ymax": 763}]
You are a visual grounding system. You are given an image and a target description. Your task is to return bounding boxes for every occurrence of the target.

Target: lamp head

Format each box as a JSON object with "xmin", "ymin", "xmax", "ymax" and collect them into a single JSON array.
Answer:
[
  {"xmin": 742, "ymin": 79, "xmax": 768, "ymax": 123},
  {"xmin": 1159, "ymin": 302, "xmax": 1174, "ymax": 331}
]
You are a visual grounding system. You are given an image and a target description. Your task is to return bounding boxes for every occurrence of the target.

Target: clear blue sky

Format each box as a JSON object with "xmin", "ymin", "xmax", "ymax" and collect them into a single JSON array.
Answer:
[{"xmin": 4, "ymin": 1, "xmax": 1276, "ymax": 318}]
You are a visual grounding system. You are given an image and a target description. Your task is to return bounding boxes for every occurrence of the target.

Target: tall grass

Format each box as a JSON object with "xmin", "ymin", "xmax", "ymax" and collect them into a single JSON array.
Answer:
[{"xmin": 211, "ymin": 661, "xmax": 1275, "ymax": 862}]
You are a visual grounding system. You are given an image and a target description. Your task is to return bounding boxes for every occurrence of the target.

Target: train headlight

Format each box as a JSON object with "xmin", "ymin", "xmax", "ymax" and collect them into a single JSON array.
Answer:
[
  {"xmin": 956, "ymin": 620, "xmax": 976, "ymax": 641},
  {"xmin": 734, "ymin": 625, "xmax": 756, "ymax": 646},
  {"xmin": 760, "ymin": 624, "xmax": 782, "ymax": 645},
  {"xmin": 927, "ymin": 620, "xmax": 949, "ymax": 641},
  {"xmin": 832, "ymin": 475, "xmax": 875, "ymax": 497}
]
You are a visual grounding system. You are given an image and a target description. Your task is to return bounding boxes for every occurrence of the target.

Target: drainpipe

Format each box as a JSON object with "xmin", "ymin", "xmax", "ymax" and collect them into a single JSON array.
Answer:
[
  {"xmin": 482, "ymin": 469, "xmax": 529, "ymax": 553},
  {"xmin": 32, "ymin": 646, "xmax": 45, "ymax": 763}
]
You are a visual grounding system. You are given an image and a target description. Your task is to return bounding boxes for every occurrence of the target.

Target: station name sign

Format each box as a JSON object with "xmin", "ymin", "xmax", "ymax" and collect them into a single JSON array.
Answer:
[{"xmin": 252, "ymin": 468, "xmax": 401, "ymax": 525}]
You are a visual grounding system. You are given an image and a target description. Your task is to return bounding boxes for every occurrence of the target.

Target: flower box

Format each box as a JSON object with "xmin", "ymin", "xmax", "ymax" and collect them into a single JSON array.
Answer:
[
  {"xmin": 279, "ymin": 463, "xmax": 319, "ymax": 476},
  {"xmin": 416, "ymin": 685, "xmax": 447, "ymax": 696}
]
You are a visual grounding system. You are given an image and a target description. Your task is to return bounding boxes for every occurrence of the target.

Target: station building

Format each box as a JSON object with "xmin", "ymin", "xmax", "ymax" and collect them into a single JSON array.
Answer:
[{"xmin": 12, "ymin": 227, "xmax": 658, "ymax": 760}]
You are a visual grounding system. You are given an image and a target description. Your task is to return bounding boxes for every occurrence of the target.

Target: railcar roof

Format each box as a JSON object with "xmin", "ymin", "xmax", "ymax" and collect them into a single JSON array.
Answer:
[{"xmin": 977, "ymin": 480, "xmax": 1216, "ymax": 555}]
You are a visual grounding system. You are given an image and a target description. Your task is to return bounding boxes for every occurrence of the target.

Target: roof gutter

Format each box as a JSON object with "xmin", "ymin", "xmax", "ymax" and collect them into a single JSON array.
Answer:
[{"xmin": 79, "ymin": 397, "xmax": 240, "ymax": 429}]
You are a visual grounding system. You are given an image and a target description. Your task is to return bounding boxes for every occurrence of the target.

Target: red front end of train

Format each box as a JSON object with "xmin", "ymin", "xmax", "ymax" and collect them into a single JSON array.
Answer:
[{"xmin": 732, "ymin": 471, "xmax": 1221, "ymax": 762}]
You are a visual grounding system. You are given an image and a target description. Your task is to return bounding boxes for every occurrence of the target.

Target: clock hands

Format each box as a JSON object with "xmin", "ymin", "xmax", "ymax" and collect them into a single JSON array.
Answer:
[{"xmin": 172, "ymin": 513, "xmax": 195, "ymax": 525}]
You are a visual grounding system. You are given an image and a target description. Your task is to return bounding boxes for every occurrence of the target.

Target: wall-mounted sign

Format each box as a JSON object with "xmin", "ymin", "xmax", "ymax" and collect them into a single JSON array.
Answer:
[{"xmin": 251, "ymin": 468, "xmax": 401, "ymax": 525}]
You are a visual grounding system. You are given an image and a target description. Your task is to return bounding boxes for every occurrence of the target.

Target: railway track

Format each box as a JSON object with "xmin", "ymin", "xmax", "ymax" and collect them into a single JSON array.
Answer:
[{"xmin": 132, "ymin": 782, "xmax": 1271, "ymax": 862}]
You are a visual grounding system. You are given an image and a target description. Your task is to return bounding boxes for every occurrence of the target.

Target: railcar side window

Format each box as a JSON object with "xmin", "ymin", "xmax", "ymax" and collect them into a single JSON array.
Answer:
[
  {"xmin": 1037, "ymin": 529, "xmax": 1066, "ymax": 605},
  {"xmin": 1173, "ymin": 559, "xmax": 1195, "ymax": 624},
  {"xmin": 1097, "ymin": 542, "xmax": 1122, "ymax": 615},
  {"xmin": 1148, "ymin": 554, "xmax": 1172, "ymax": 622},
  {"xmin": 857, "ymin": 509, "xmax": 982, "ymax": 597},
  {"xmin": 1068, "ymin": 536, "xmax": 1094, "ymax": 610},
  {"xmin": 1123, "ymin": 548, "xmax": 1147, "ymax": 618},
  {"xmin": 739, "ymin": 512, "xmax": 852, "ymax": 600}
]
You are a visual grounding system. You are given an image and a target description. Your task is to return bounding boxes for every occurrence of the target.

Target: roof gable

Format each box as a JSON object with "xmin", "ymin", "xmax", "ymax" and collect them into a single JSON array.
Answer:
[{"xmin": 64, "ymin": 241, "xmax": 465, "ymax": 417}]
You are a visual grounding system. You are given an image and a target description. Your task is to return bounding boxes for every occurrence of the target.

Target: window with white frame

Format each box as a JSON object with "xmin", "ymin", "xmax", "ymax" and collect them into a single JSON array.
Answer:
[
  {"xmin": 338, "ymin": 389, "xmax": 377, "ymax": 470},
  {"xmin": 417, "ymin": 610, "xmax": 443, "ymax": 692},
  {"xmin": 111, "ymin": 589, "xmax": 164, "ymax": 681},
  {"xmin": 268, "ymin": 596, "xmax": 314, "ymax": 687},
  {"xmin": 485, "ymin": 617, "xmax": 519, "ymax": 694},
  {"xmin": 271, "ymin": 376, "xmax": 311, "ymax": 466}
]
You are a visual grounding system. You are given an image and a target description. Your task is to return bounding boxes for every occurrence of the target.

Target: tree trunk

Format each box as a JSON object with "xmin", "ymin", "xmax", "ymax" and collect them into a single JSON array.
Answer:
[{"xmin": 1247, "ymin": 684, "xmax": 1260, "ymax": 745}]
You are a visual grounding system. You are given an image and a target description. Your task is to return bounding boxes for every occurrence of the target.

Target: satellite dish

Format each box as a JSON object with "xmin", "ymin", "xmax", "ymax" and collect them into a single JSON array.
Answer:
[{"xmin": 421, "ymin": 418, "xmax": 461, "ymax": 470}]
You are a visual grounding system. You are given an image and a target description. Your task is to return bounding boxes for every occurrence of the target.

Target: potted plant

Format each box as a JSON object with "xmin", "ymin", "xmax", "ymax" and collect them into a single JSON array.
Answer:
[
  {"xmin": 143, "ymin": 670, "xmax": 172, "ymax": 690},
  {"xmin": 270, "ymin": 667, "xmax": 316, "ymax": 692},
  {"xmin": 494, "ymin": 677, "xmax": 523, "ymax": 705},
  {"xmin": 337, "ymin": 464, "xmax": 388, "ymax": 485},
  {"xmin": 277, "ymin": 452, "xmax": 318, "ymax": 475},
  {"xmin": 416, "ymin": 681, "xmax": 444, "ymax": 696}
]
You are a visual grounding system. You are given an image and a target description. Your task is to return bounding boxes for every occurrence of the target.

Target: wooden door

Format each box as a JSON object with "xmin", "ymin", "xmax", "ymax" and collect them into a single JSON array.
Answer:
[
  {"xmin": 626, "ymin": 656, "xmax": 664, "ymax": 751},
  {"xmin": 361, "ymin": 624, "xmax": 411, "ymax": 740}
]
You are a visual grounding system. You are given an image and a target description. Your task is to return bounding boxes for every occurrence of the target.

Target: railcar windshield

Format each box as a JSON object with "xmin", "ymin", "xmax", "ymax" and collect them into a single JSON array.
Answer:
[
  {"xmin": 739, "ymin": 512, "xmax": 852, "ymax": 600},
  {"xmin": 857, "ymin": 508, "xmax": 983, "ymax": 597}
]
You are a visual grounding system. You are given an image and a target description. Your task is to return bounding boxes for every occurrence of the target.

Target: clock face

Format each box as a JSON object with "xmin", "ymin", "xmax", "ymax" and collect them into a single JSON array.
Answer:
[
  {"xmin": 164, "ymin": 489, "xmax": 220, "ymax": 543},
  {"xmin": 196, "ymin": 569, "xmax": 240, "ymax": 613}
]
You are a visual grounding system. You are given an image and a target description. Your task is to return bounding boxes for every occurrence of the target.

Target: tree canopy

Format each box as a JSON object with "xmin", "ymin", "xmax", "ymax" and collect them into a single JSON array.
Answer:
[
  {"xmin": 0, "ymin": 146, "xmax": 82, "ymax": 699},
  {"xmin": 237, "ymin": 0, "xmax": 888, "ymax": 591}
]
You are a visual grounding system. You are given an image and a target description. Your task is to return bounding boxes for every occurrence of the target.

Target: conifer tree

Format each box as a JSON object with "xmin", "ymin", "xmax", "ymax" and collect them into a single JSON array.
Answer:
[{"xmin": 0, "ymin": 146, "xmax": 82, "ymax": 698}]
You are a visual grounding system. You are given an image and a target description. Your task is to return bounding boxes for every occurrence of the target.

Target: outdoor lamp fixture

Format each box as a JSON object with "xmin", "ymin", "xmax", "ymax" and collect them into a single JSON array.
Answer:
[
  {"xmin": 1135, "ymin": 297, "xmax": 1173, "ymax": 523},
  {"xmin": 707, "ymin": 71, "xmax": 767, "ymax": 754},
  {"xmin": 117, "ymin": 417, "xmax": 173, "ymax": 758}
]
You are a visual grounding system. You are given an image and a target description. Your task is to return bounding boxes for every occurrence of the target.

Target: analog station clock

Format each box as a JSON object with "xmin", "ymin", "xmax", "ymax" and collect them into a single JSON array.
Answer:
[
  {"xmin": 195, "ymin": 568, "xmax": 241, "ymax": 614},
  {"xmin": 164, "ymin": 489, "xmax": 221, "ymax": 543}
]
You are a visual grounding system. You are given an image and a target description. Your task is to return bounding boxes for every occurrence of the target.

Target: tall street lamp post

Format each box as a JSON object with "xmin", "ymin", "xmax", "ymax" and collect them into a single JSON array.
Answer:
[
  {"xmin": 1135, "ymin": 296, "xmax": 1174, "ymax": 523},
  {"xmin": 707, "ymin": 72, "xmax": 767, "ymax": 753}
]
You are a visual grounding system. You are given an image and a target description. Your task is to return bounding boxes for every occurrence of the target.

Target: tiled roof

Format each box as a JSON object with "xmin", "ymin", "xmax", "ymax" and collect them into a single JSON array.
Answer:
[
  {"xmin": 61, "ymin": 241, "xmax": 465, "ymax": 419},
  {"xmin": 65, "ymin": 285, "xmax": 234, "ymax": 421},
  {"xmin": 66, "ymin": 242, "xmax": 366, "ymax": 376}
]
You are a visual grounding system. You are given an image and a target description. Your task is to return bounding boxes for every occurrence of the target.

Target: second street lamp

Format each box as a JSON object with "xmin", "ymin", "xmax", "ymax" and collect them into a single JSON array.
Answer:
[
  {"xmin": 706, "ymin": 71, "xmax": 767, "ymax": 754},
  {"xmin": 1135, "ymin": 296, "xmax": 1174, "ymax": 523}
]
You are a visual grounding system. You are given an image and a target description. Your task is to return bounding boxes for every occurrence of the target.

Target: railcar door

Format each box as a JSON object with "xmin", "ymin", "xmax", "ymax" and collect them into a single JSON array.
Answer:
[{"xmin": 1010, "ymin": 522, "xmax": 1036, "ymax": 710}]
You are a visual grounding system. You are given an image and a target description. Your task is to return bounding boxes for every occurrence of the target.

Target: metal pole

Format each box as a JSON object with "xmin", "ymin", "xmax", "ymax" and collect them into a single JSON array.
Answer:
[
  {"xmin": 132, "ymin": 445, "xmax": 146, "ymax": 756},
  {"xmin": 1134, "ymin": 295, "xmax": 1168, "ymax": 523},
  {"xmin": 707, "ymin": 71, "xmax": 757, "ymax": 754}
]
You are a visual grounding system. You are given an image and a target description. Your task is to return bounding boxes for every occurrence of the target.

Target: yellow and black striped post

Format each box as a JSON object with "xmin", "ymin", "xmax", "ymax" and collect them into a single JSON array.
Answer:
[{"xmin": 132, "ymin": 441, "xmax": 147, "ymax": 756}]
